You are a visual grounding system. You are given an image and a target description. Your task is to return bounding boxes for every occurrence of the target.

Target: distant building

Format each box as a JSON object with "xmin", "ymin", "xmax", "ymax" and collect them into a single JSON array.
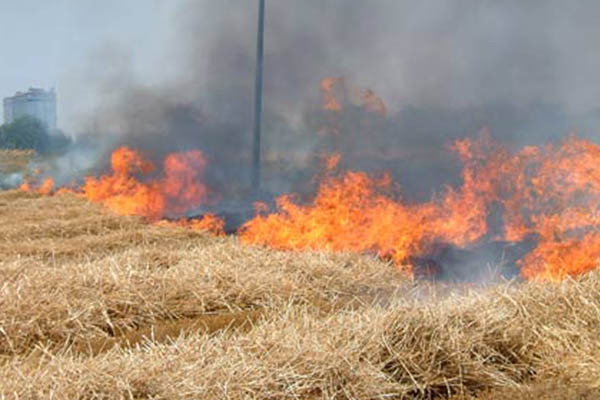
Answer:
[{"xmin": 3, "ymin": 88, "xmax": 57, "ymax": 130}]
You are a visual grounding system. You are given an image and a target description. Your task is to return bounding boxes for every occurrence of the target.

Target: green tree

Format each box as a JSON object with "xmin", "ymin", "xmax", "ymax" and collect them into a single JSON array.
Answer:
[
  {"xmin": 0, "ymin": 116, "xmax": 50, "ymax": 152},
  {"xmin": 47, "ymin": 129, "xmax": 73, "ymax": 154}
]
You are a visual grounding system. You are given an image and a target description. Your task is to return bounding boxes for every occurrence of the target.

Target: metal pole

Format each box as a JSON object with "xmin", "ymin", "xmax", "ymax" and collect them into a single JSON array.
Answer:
[{"xmin": 252, "ymin": 0, "xmax": 265, "ymax": 191}]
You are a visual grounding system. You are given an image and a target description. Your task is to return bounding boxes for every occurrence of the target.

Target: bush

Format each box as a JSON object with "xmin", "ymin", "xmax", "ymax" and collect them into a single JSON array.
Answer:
[{"xmin": 0, "ymin": 116, "xmax": 71, "ymax": 153}]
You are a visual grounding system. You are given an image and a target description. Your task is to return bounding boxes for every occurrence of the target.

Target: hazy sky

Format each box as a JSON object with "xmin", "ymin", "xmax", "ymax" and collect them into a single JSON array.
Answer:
[
  {"xmin": 0, "ymin": 0, "xmax": 183, "ymax": 126},
  {"xmin": 3, "ymin": 1, "xmax": 600, "ymax": 134}
]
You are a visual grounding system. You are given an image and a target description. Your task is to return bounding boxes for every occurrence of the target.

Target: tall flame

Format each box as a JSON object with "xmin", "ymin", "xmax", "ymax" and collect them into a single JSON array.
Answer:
[
  {"xmin": 21, "ymin": 147, "xmax": 222, "ymax": 234},
  {"xmin": 319, "ymin": 77, "xmax": 388, "ymax": 116},
  {"xmin": 241, "ymin": 132, "xmax": 600, "ymax": 281},
  {"xmin": 16, "ymin": 128, "xmax": 600, "ymax": 280},
  {"xmin": 81, "ymin": 147, "xmax": 208, "ymax": 221},
  {"xmin": 241, "ymin": 147, "xmax": 495, "ymax": 276},
  {"xmin": 320, "ymin": 77, "xmax": 344, "ymax": 112}
]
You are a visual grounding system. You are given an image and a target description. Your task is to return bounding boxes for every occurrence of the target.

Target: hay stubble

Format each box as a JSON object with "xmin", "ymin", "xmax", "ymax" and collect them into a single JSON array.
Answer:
[{"xmin": 0, "ymin": 190, "xmax": 599, "ymax": 399}]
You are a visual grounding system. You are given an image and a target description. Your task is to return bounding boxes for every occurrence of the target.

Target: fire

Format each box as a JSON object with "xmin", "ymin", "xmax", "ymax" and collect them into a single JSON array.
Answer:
[
  {"xmin": 324, "ymin": 153, "xmax": 341, "ymax": 171},
  {"xmin": 20, "ymin": 177, "xmax": 54, "ymax": 195},
  {"xmin": 38, "ymin": 178, "xmax": 54, "ymax": 195},
  {"xmin": 19, "ymin": 181, "xmax": 30, "ymax": 192},
  {"xmin": 20, "ymin": 147, "xmax": 221, "ymax": 233},
  {"xmin": 242, "ymin": 171, "xmax": 425, "ymax": 274},
  {"xmin": 320, "ymin": 77, "xmax": 343, "ymax": 112},
  {"xmin": 496, "ymin": 135, "xmax": 600, "ymax": 281},
  {"xmin": 187, "ymin": 214, "xmax": 225, "ymax": 235},
  {"xmin": 79, "ymin": 147, "xmax": 209, "ymax": 220},
  {"xmin": 13, "ymin": 88, "xmax": 600, "ymax": 281},
  {"xmin": 319, "ymin": 77, "xmax": 388, "ymax": 116},
  {"xmin": 159, "ymin": 214, "xmax": 225, "ymax": 236},
  {"xmin": 162, "ymin": 151, "xmax": 208, "ymax": 208},
  {"xmin": 241, "ymin": 132, "xmax": 600, "ymax": 281},
  {"xmin": 240, "ymin": 147, "xmax": 495, "ymax": 275},
  {"xmin": 318, "ymin": 77, "xmax": 388, "ymax": 136},
  {"xmin": 18, "ymin": 130, "xmax": 600, "ymax": 281}
]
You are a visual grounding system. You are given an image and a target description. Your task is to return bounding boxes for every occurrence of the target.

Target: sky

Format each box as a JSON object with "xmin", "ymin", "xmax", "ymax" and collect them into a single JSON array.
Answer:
[
  {"xmin": 3, "ymin": 1, "xmax": 600, "ymax": 134},
  {"xmin": 0, "ymin": 0, "xmax": 183, "ymax": 127},
  {"xmin": 4, "ymin": 0, "xmax": 600, "ymax": 197}
]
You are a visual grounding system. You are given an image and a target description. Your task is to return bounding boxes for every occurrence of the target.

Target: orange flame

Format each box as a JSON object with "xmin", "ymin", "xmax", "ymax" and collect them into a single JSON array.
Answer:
[
  {"xmin": 318, "ymin": 78, "xmax": 387, "ymax": 138},
  {"xmin": 320, "ymin": 77, "xmax": 344, "ymax": 112},
  {"xmin": 360, "ymin": 89, "xmax": 387, "ymax": 117},
  {"xmin": 242, "ymin": 171, "xmax": 425, "ymax": 275},
  {"xmin": 82, "ymin": 147, "xmax": 165, "ymax": 220},
  {"xmin": 186, "ymin": 214, "xmax": 225, "ymax": 236},
  {"xmin": 241, "ymin": 132, "xmax": 600, "ymax": 281},
  {"xmin": 319, "ymin": 77, "xmax": 388, "ymax": 117},
  {"xmin": 20, "ymin": 177, "xmax": 54, "ymax": 195},
  {"xmin": 17, "ymin": 124, "xmax": 600, "ymax": 281},
  {"xmin": 161, "ymin": 214, "xmax": 225, "ymax": 236},
  {"xmin": 21, "ymin": 147, "xmax": 218, "ymax": 231},
  {"xmin": 38, "ymin": 178, "xmax": 54, "ymax": 195},
  {"xmin": 19, "ymin": 181, "xmax": 31, "ymax": 192},
  {"xmin": 496, "ymin": 135, "xmax": 600, "ymax": 280},
  {"xmin": 325, "ymin": 153, "xmax": 342, "ymax": 171},
  {"xmin": 240, "ymin": 150, "xmax": 493, "ymax": 276},
  {"xmin": 80, "ymin": 147, "xmax": 209, "ymax": 221}
]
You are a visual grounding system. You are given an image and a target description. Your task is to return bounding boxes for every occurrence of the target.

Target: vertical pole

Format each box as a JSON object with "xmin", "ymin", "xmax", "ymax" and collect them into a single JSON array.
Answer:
[{"xmin": 252, "ymin": 0, "xmax": 265, "ymax": 191}]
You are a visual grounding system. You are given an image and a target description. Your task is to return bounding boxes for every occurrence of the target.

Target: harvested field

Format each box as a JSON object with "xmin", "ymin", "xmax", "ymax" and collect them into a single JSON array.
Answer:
[
  {"xmin": 0, "ymin": 150, "xmax": 34, "ymax": 174},
  {"xmin": 1, "ymin": 189, "xmax": 599, "ymax": 399}
]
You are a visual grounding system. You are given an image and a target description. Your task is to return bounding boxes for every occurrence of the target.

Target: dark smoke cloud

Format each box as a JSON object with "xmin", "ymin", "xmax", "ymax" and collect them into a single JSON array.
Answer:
[
  {"xmin": 68, "ymin": 0, "xmax": 600, "ymax": 200},
  {"xmin": 173, "ymin": 0, "xmax": 600, "ymax": 112}
]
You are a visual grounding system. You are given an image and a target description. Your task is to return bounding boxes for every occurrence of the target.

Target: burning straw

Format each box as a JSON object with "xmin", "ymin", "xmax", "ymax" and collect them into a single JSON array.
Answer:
[
  {"xmin": 1, "ymin": 189, "xmax": 599, "ymax": 398},
  {"xmin": 242, "ymin": 132, "xmax": 600, "ymax": 282}
]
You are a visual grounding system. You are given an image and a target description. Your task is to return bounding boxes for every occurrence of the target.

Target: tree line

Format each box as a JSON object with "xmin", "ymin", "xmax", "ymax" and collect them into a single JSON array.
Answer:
[{"xmin": 0, "ymin": 116, "xmax": 71, "ymax": 154}]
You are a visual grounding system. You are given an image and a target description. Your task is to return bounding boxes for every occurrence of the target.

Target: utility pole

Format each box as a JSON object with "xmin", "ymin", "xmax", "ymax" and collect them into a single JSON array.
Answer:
[{"xmin": 252, "ymin": 0, "xmax": 265, "ymax": 191}]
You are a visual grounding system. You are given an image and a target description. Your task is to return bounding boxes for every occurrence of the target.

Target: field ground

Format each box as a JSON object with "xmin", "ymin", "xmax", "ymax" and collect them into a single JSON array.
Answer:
[
  {"xmin": 0, "ymin": 189, "xmax": 599, "ymax": 399},
  {"xmin": 0, "ymin": 150, "xmax": 34, "ymax": 175}
]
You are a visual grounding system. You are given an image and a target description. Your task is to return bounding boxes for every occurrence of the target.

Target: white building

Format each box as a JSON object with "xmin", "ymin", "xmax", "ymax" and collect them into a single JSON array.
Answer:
[{"xmin": 3, "ymin": 88, "xmax": 57, "ymax": 131}]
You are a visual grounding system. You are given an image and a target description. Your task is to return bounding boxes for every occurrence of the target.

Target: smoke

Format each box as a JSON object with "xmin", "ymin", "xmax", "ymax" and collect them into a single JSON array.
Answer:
[
  {"xmin": 170, "ymin": 0, "xmax": 600, "ymax": 112},
  {"xmin": 0, "ymin": 172, "xmax": 23, "ymax": 189},
  {"xmin": 4, "ymin": 0, "xmax": 599, "ymax": 283},
  {"xmin": 57, "ymin": 0, "xmax": 600, "ymax": 200}
]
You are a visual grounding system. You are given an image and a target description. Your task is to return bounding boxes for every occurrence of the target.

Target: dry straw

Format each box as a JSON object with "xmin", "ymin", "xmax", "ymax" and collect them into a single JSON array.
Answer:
[
  {"xmin": 1, "ymin": 190, "xmax": 599, "ymax": 399},
  {"xmin": 0, "ymin": 150, "xmax": 34, "ymax": 174}
]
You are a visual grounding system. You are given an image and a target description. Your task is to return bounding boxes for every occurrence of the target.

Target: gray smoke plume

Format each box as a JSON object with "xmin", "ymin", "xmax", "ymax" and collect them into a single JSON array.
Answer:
[
  {"xmin": 5, "ymin": 0, "xmax": 598, "ymax": 283},
  {"xmin": 59, "ymin": 0, "xmax": 600, "ymax": 201}
]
